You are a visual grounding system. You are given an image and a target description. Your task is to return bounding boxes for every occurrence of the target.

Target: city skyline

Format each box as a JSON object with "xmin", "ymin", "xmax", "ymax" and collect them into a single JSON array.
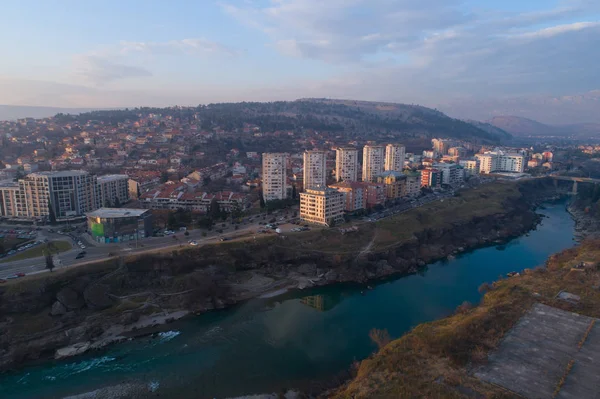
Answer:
[{"xmin": 1, "ymin": 1, "xmax": 599, "ymax": 123}]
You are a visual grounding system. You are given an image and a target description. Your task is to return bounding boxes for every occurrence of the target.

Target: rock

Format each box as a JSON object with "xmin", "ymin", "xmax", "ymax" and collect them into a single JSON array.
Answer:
[
  {"xmin": 55, "ymin": 341, "xmax": 91, "ymax": 359},
  {"xmin": 297, "ymin": 263, "xmax": 317, "ymax": 276},
  {"xmin": 50, "ymin": 301, "xmax": 67, "ymax": 316},
  {"xmin": 325, "ymin": 270, "xmax": 338, "ymax": 282},
  {"xmin": 56, "ymin": 287, "xmax": 85, "ymax": 310},
  {"xmin": 83, "ymin": 284, "xmax": 113, "ymax": 310},
  {"xmin": 119, "ymin": 312, "xmax": 140, "ymax": 325},
  {"xmin": 375, "ymin": 260, "xmax": 394, "ymax": 275}
]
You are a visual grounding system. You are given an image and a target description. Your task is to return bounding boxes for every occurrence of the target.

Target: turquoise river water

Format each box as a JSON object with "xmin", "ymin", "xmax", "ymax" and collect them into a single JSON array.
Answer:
[{"xmin": 0, "ymin": 199, "xmax": 577, "ymax": 399}]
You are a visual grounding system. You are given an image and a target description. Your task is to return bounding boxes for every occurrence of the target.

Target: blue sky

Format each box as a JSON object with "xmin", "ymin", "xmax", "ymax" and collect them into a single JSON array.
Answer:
[{"xmin": 1, "ymin": 0, "xmax": 599, "ymax": 122}]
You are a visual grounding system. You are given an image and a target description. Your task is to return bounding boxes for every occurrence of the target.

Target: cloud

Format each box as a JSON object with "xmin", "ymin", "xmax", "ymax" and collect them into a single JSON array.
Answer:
[
  {"xmin": 73, "ymin": 55, "xmax": 152, "ymax": 86},
  {"xmin": 119, "ymin": 38, "xmax": 240, "ymax": 57}
]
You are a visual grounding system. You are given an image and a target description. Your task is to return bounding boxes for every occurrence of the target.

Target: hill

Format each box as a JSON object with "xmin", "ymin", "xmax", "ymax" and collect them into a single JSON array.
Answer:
[
  {"xmin": 57, "ymin": 99, "xmax": 510, "ymax": 143},
  {"xmin": 0, "ymin": 105, "xmax": 108, "ymax": 121},
  {"xmin": 488, "ymin": 115, "xmax": 600, "ymax": 138}
]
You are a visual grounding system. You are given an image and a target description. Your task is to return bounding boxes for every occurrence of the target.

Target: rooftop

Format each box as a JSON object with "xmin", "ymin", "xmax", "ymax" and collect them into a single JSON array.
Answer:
[
  {"xmin": 86, "ymin": 208, "xmax": 148, "ymax": 218},
  {"xmin": 97, "ymin": 174, "xmax": 129, "ymax": 183},
  {"xmin": 28, "ymin": 170, "xmax": 89, "ymax": 178}
]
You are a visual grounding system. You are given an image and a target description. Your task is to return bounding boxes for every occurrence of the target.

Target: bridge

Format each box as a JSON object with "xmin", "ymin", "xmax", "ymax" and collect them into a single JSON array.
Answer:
[{"xmin": 549, "ymin": 174, "xmax": 600, "ymax": 194}]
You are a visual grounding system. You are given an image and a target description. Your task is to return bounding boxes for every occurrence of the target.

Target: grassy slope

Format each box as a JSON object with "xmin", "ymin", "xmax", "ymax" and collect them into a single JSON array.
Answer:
[
  {"xmin": 332, "ymin": 240, "xmax": 600, "ymax": 398},
  {"xmin": 0, "ymin": 240, "xmax": 71, "ymax": 263}
]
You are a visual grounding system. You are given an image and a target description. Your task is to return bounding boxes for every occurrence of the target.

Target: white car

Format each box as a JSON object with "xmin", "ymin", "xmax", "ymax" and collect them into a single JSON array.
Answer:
[
  {"xmin": 80, "ymin": 244, "xmax": 86, "ymax": 249},
  {"xmin": 189, "ymin": 241, "xmax": 199, "ymax": 246}
]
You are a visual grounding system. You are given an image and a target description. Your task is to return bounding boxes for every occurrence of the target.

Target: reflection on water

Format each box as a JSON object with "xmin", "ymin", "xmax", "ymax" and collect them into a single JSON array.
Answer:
[{"xmin": 0, "ymin": 199, "xmax": 576, "ymax": 399}]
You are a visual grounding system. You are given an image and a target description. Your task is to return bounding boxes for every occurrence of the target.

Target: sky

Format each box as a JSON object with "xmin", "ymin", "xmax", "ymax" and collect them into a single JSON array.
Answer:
[{"xmin": 0, "ymin": 0, "xmax": 599, "ymax": 123}]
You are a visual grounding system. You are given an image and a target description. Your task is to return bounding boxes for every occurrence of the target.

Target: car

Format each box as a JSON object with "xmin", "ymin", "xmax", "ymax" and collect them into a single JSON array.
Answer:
[
  {"xmin": 189, "ymin": 240, "xmax": 199, "ymax": 246},
  {"xmin": 7, "ymin": 250, "xmax": 16, "ymax": 255},
  {"xmin": 77, "ymin": 241, "xmax": 82, "ymax": 245},
  {"xmin": 80, "ymin": 245, "xmax": 86, "ymax": 249},
  {"xmin": 75, "ymin": 254, "xmax": 85, "ymax": 259},
  {"xmin": 220, "ymin": 237, "xmax": 230, "ymax": 242},
  {"xmin": 16, "ymin": 273, "xmax": 25, "ymax": 277}
]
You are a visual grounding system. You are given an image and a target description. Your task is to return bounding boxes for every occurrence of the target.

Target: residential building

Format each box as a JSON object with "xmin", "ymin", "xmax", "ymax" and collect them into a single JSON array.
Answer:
[
  {"xmin": 448, "ymin": 147, "xmax": 467, "ymax": 158},
  {"xmin": 363, "ymin": 182, "xmax": 386, "ymax": 208},
  {"xmin": 262, "ymin": 153, "xmax": 287, "ymax": 201},
  {"xmin": 87, "ymin": 208, "xmax": 153, "ymax": 244},
  {"xmin": 434, "ymin": 163, "xmax": 464, "ymax": 186},
  {"xmin": 300, "ymin": 186, "xmax": 345, "ymax": 226},
  {"xmin": 432, "ymin": 139, "xmax": 454, "ymax": 155},
  {"xmin": 96, "ymin": 174, "xmax": 129, "ymax": 208},
  {"xmin": 402, "ymin": 170, "xmax": 421, "ymax": 197},
  {"xmin": 528, "ymin": 159, "xmax": 542, "ymax": 168},
  {"xmin": 303, "ymin": 150, "xmax": 327, "ymax": 189},
  {"xmin": 335, "ymin": 147, "xmax": 358, "ymax": 182},
  {"xmin": 377, "ymin": 171, "xmax": 407, "ymax": 199},
  {"xmin": 362, "ymin": 144, "xmax": 385, "ymax": 182},
  {"xmin": 421, "ymin": 168, "xmax": 441, "ymax": 188},
  {"xmin": 0, "ymin": 181, "xmax": 22, "ymax": 217},
  {"xmin": 476, "ymin": 151, "xmax": 525, "ymax": 174},
  {"xmin": 459, "ymin": 159, "xmax": 480, "ymax": 176},
  {"xmin": 385, "ymin": 144, "xmax": 406, "ymax": 172},
  {"xmin": 19, "ymin": 171, "xmax": 97, "ymax": 219},
  {"xmin": 329, "ymin": 181, "xmax": 365, "ymax": 211}
]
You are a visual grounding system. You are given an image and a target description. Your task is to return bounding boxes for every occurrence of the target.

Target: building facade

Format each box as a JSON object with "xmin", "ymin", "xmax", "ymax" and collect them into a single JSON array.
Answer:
[
  {"xmin": 335, "ymin": 147, "xmax": 358, "ymax": 182},
  {"xmin": 433, "ymin": 163, "xmax": 464, "ymax": 186},
  {"xmin": 459, "ymin": 159, "xmax": 480, "ymax": 176},
  {"xmin": 377, "ymin": 171, "xmax": 407, "ymax": 200},
  {"xmin": 87, "ymin": 208, "xmax": 153, "ymax": 243},
  {"xmin": 476, "ymin": 151, "xmax": 525, "ymax": 174},
  {"xmin": 362, "ymin": 145, "xmax": 385, "ymax": 182},
  {"xmin": 402, "ymin": 171, "xmax": 421, "ymax": 197},
  {"xmin": 303, "ymin": 150, "xmax": 327, "ymax": 190},
  {"xmin": 421, "ymin": 168, "xmax": 441, "ymax": 188},
  {"xmin": 329, "ymin": 181, "xmax": 366, "ymax": 212},
  {"xmin": 262, "ymin": 153, "xmax": 287, "ymax": 201},
  {"xmin": 384, "ymin": 144, "xmax": 406, "ymax": 172},
  {"xmin": 96, "ymin": 174, "xmax": 130, "ymax": 208},
  {"xmin": 300, "ymin": 187, "xmax": 345, "ymax": 226}
]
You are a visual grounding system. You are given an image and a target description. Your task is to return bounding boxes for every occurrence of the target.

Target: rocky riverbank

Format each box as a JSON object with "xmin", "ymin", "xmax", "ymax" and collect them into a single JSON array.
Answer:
[
  {"xmin": 0, "ymin": 181, "xmax": 556, "ymax": 374},
  {"xmin": 567, "ymin": 202, "xmax": 600, "ymax": 241}
]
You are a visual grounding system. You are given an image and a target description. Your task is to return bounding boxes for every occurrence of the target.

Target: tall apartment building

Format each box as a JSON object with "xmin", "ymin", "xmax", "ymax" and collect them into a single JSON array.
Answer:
[
  {"xmin": 385, "ymin": 144, "xmax": 406, "ymax": 172},
  {"xmin": 96, "ymin": 174, "xmax": 130, "ymax": 208},
  {"xmin": 15, "ymin": 171, "xmax": 97, "ymax": 219},
  {"xmin": 0, "ymin": 181, "xmax": 23, "ymax": 217},
  {"xmin": 432, "ymin": 139, "xmax": 454, "ymax": 155},
  {"xmin": 421, "ymin": 168, "xmax": 441, "ymax": 188},
  {"xmin": 262, "ymin": 153, "xmax": 288, "ymax": 201},
  {"xmin": 476, "ymin": 151, "xmax": 525, "ymax": 174},
  {"xmin": 402, "ymin": 170, "xmax": 421, "ymax": 197},
  {"xmin": 335, "ymin": 147, "xmax": 358, "ymax": 182},
  {"xmin": 303, "ymin": 150, "xmax": 327, "ymax": 190},
  {"xmin": 459, "ymin": 159, "xmax": 480, "ymax": 176},
  {"xmin": 300, "ymin": 186, "xmax": 345, "ymax": 226},
  {"xmin": 433, "ymin": 163, "xmax": 464, "ymax": 186},
  {"xmin": 362, "ymin": 145, "xmax": 385, "ymax": 183}
]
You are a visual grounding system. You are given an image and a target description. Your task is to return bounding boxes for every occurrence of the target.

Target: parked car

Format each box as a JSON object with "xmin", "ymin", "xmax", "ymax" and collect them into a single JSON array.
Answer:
[
  {"xmin": 220, "ymin": 237, "xmax": 230, "ymax": 242},
  {"xmin": 16, "ymin": 273, "xmax": 25, "ymax": 277},
  {"xmin": 189, "ymin": 240, "xmax": 199, "ymax": 246}
]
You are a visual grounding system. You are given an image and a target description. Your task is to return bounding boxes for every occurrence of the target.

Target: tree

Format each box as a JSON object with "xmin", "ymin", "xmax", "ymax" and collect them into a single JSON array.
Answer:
[
  {"xmin": 209, "ymin": 198, "xmax": 221, "ymax": 220},
  {"xmin": 48, "ymin": 204, "xmax": 57, "ymax": 225},
  {"xmin": 167, "ymin": 212, "xmax": 177, "ymax": 229},
  {"xmin": 160, "ymin": 171, "xmax": 169, "ymax": 183},
  {"xmin": 44, "ymin": 251, "xmax": 55, "ymax": 272},
  {"xmin": 291, "ymin": 184, "xmax": 297, "ymax": 200},
  {"xmin": 328, "ymin": 218, "xmax": 336, "ymax": 228},
  {"xmin": 114, "ymin": 197, "xmax": 121, "ymax": 208},
  {"xmin": 259, "ymin": 191, "xmax": 266, "ymax": 209}
]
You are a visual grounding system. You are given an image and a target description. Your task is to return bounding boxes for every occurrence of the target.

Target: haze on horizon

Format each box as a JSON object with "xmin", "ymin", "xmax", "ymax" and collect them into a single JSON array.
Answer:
[{"xmin": 1, "ymin": 0, "xmax": 599, "ymax": 124}]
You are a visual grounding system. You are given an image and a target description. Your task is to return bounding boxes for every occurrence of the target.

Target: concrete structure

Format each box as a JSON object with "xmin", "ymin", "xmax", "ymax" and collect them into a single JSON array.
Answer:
[
  {"xmin": 262, "ymin": 153, "xmax": 287, "ymax": 201},
  {"xmin": 384, "ymin": 144, "xmax": 406, "ymax": 172},
  {"xmin": 87, "ymin": 208, "xmax": 153, "ymax": 244},
  {"xmin": 434, "ymin": 163, "xmax": 464, "ymax": 186},
  {"xmin": 476, "ymin": 151, "xmax": 525, "ymax": 174},
  {"xmin": 362, "ymin": 145, "xmax": 385, "ymax": 182},
  {"xmin": 303, "ymin": 150, "xmax": 327, "ymax": 190},
  {"xmin": 421, "ymin": 168, "xmax": 441, "ymax": 188},
  {"xmin": 96, "ymin": 174, "xmax": 129, "ymax": 208},
  {"xmin": 329, "ymin": 181, "xmax": 366, "ymax": 212},
  {"xmin": 448, "ymin": 146, "xmax": 467, "ymax": 158},
  {"xmin": 432, "ymin": 138, "xmax": 454, "ymax": 155},
  {"xmin": 300, "ymin": 186, "xmax": 345, "ymax": 226},
  {"xmin": 9, "ymin": 171, "xmax": 97, "ymax": 219},
  {"xmin": 459, "ymin": 159, "xmax": 480, "ymax": 176},
  {"xmin": 402, "ymin": 170, "xmax": 421, "ymax": 197},
  {"xmin": 335, "ymin": 147, "xmax": 358, "ymax": 182},
  {"xmin": 0, "ymin": 181, "xmax": 21, "ymax": 217},
  {"xmin": 377, "ymin": 171, "xmax": 407, "ymax": 199}
]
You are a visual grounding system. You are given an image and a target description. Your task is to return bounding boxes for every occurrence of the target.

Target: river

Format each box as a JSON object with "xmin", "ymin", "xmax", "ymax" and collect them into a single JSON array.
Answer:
[{"xmin": 0, "ymin": 199, "xmax": 576, "ymax": 399}]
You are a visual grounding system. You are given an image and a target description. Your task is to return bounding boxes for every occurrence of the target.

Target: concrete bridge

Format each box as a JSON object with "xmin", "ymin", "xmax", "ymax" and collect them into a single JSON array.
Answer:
[{"xmin": 550, "ymin": 175, "xmax": 600, "ymax": 195}]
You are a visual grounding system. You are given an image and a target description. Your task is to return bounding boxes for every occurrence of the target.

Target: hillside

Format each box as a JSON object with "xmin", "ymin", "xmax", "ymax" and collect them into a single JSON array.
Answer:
[
  {"xmin": 0, "ymin": 105, "xmax": 107, "ymax": 121},
  {"xmin": 488, "ymin": 115, "xmax": 600, "ymax": 138},
  {"xmin": 54, "ymin": 99, "xmax": 510, "ymax": 143}
]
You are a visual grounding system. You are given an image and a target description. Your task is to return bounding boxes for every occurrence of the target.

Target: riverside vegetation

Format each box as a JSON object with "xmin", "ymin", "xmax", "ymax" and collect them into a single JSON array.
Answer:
[{"xmin": 0, "ymin": 178, "xmax": 567, "ymax": 373}]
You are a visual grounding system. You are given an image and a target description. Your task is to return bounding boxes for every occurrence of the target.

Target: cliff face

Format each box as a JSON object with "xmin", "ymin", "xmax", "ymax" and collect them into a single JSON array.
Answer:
[{"xmin": 0, "ymin": 182, "xmax": 551, "ymax": 372}]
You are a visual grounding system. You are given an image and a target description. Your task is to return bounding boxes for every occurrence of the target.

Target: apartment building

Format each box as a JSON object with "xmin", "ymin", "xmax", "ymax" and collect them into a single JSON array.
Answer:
[
  {"xmin": 476, "ymin": 151, "xmax": 525, "ymax": 174},
  {"xmin": 303, "ymin": 150, "xmax": 327, "ymax": 189},
  {"xmin": 402, "ymin": 170, "xmax": 421, "ymax": 197},
  {"xmin": 377, "ymin": 171, "xmax": 407, "ymax": 200},
  {"xmin": 421, "ymin": 168, "xmax": 441, "ymax": 188},
  {"xmin": 362, "ymin": 145, "xmax": 385, "ymax": 182},
  {"xmin": 0, "ymin": 181, "xmax": 22, "ymax": 217},
  {"xmin": 433, "ymin": 163, "xmax": 464, "ymax": 186},
  {"xmin": 329, "ymin": 181, "xmax": 366, "ymax": 211},
  {"xmin": 459, "ymin": 159, "xmax": 480, "ymax": 176},
  {"xmin": 96, "ymin": 174, "xmax": 130, "ymax": 208},
  {"xmin": 262, "ymin": 153, "xmax": 287, "ymax": 201},
  {"xmin": 335, "ymin": 147, "xmax": 358, "ymax": 182},
  {"xmin": 300, "ymin": 186, "xmax": 345, "ymax": 226},
  {"xmin": 385, "ymin": 144, "xmax": 406, "ymax": 172}
]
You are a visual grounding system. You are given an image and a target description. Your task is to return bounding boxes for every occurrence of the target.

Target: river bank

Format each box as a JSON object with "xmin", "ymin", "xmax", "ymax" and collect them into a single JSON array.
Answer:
[
  {"xmin": 0, "ymin": 180, "xmax": 563, "ymax": 375},
  {"xmin": 0, "ymin": 195, "xmax": 577, "ymax": 399},
  {"xmin": 567, "ymin": 201, "xmax": 600, "ymax": 241}
]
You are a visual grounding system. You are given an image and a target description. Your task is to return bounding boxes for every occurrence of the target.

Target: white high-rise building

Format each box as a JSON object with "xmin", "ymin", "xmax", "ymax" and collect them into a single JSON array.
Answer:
[
  {"xmin": 385, "ymin": 144, "xmax": 406, "ymax": 172},
  {"xmin": 335, "ymin": 147, "xmax": 358, "ymax": 182},
  {"xmin": 262, "ymin": 153, "xmax": 288, "ymax": 201},
  {"xmin": 303, "ymin": 150, "xmax": 327, "ymax": 190},
  {"xmin": 459, "ymin": 159, "xmax": 480, "ymax": 176},
  {"xmin": 362, "ymin": 145, "xmax": 385, "ymax": 182},
  {"xmin": 476, "ymin": 151, "xmax": 525, "ymax": 174}
]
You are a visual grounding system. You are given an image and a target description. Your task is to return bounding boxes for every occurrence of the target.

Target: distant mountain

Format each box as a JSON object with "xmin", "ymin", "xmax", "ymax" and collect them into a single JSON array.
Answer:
[
  {"xmin": 0, "ymin": 105, "xmax": 107, "ymax": 121},
  {"xmin": 487, "ymin": 115, "xmax": 600, "ymax": 138},
  {"xmin": 464, "ymin": 120, "xmax": 512, "ymax": 140}
]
